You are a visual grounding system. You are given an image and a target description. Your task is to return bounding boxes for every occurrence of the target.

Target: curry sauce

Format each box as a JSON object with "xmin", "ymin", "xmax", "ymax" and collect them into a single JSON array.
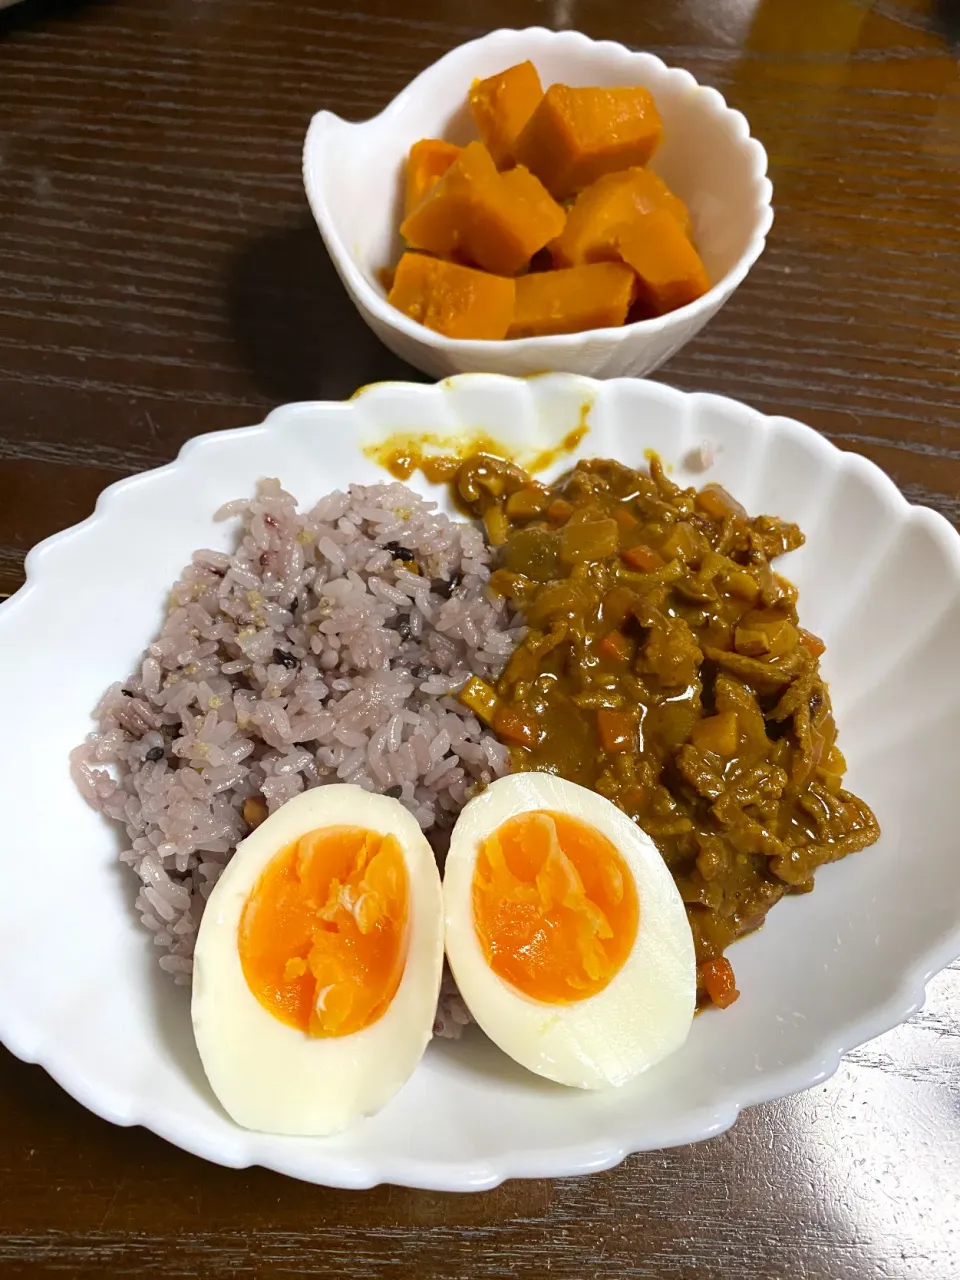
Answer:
[{"xmin": 453, "ymin": 453, "xmax": 880, "ymax": 1007}]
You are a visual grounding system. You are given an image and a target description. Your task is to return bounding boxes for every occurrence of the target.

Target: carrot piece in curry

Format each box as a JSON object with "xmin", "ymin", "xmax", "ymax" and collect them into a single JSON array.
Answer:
[
  {"xmin": 596, "ymin": 708, "xmax": 637, "ymax": 754},
  {"xmin": 620, "ymin": 543, "xmax": 664, "ymax": 572},
  {"xmin": 597, "ymin": 630, "xmax": 635, "ymax": 665},
  {"xmin": 492, "ymin": 705, "xmax": 541, "ymax": 748},
  {"xmin": 546, "ymin": 498, "xmax": 574, "ymax": 523},
  {"xmin": 799, "ymin": 628, "xmax": 827, "ymax": 658},
  {"xmin": 699, "ymin": 957, "xmax": 740, "ymax": 1009}
]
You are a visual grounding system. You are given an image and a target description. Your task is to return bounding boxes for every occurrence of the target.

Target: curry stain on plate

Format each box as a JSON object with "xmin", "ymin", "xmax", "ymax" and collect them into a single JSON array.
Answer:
[{"xmin": 363, "ymin": 400, "xmax": 592, "ymax": 484}]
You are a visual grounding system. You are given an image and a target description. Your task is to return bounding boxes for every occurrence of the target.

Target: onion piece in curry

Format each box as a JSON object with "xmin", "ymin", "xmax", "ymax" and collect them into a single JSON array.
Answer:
[{"xmin": 451, "ymin": 452, "xmax": 880, "ymax": 1009}]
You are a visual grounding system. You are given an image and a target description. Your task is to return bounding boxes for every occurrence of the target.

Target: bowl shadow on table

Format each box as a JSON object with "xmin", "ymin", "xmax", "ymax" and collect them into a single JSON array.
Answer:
[{"xmin": 227, "ymin": 218, "xmax": 427, "ymax": 405}]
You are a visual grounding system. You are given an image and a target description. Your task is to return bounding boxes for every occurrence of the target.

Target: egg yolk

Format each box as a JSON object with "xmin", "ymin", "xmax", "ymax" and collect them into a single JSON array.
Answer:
[
  {"xmin": 238, "ymin": 825, "xmax": 409, "ymax": 1037},
  {"xmin": 472, "ymin": 810, "xmax": 638, "ymax": 1003}
]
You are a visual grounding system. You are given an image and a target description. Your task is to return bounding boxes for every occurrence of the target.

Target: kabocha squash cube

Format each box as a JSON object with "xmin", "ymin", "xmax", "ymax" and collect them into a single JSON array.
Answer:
[
  {"xmin": 499, "ymin": 166, "xmax": 566, "ymax": 241},
  {"xmin": 384, "ymin": 64, "xmax": 716, "ymax": 342},
  {"xmin": 387, "ymin": 252, "xmax": 515, "ymax": 340},
  {"xmin": 616, "ymin": 210, "xmax": 710, "ymax": 316},
  {"xmin": 508, "ymin": 262, "xmax": 637, "ymax": 338},
  {"xmin": 515, "ymin": 85, "xmax": 663, "ymax": 200},
  {"xmin": 469, "ymin": 61, "xmax": 544, "ymax": 168},
  {"xmin": 550, "ymin": 167, "xmax": 692, "ymax": 268},
  {"xmin": 405, "ymin": 139, "xmax": 462, "ymax": 215},
  {"xmin": 400, "ymin": 142, "xmax": 565, "ymax": 276}
]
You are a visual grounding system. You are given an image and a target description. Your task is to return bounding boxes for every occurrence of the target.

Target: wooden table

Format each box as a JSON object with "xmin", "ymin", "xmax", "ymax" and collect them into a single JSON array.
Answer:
[{"xmin": 1, "ymin": 0, "xmax": 958, "ymax": 1275}]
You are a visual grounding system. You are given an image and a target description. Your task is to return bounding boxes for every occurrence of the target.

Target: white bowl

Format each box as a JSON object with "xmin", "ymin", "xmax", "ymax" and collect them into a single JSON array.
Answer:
[
  {"xmin": 302, "ymin": 27, "xmax": 773, "ymax": 380},
  {"xmin": 2, "ymin": 374, "xmax": 958, "ymax": 1190}
]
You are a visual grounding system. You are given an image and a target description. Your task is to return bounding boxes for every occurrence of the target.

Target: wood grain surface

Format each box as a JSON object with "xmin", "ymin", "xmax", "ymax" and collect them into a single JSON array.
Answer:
[{"xmin": 1, "ymin": 0, "xmax": 958, "ymax": 1275}]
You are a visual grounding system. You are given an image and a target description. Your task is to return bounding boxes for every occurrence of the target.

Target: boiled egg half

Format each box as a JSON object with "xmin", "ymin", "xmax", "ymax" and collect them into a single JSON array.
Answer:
[
  {"xmin": 192, "ymin": 784, "xmax": 443, "ymax": 1135},
  {"xmin": 443, "ymin": 773, "xmax": 696, "ymax": 1089}
]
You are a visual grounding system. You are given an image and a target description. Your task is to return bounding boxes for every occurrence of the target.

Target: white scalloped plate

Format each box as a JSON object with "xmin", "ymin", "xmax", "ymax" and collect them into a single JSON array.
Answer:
[{"xmin": 2, "ymin": 374, "xmax": 959, "ymax": 1191}]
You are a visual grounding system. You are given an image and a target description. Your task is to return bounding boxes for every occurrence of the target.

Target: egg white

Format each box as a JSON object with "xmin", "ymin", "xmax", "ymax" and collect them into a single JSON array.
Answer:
[
  {"xmin": 443, "ymin": 773, "xmax": 696, "ymax": 1089},
  {"xmin": 192, "ymin": 784, "xmax": 444, "ymax": 1135}
]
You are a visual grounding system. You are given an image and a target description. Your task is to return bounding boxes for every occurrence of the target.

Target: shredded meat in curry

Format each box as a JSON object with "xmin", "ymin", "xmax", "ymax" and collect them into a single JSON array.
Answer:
[{"xmin": 453, "ymin": 452, "xmax": 880, "ymax": 1007}]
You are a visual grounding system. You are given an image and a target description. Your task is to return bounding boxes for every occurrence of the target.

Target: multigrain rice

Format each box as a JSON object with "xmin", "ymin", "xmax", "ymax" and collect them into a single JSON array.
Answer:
[{"xmin": 72, "ymin": 479, "xmax": 521, "ymax": 1035}]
